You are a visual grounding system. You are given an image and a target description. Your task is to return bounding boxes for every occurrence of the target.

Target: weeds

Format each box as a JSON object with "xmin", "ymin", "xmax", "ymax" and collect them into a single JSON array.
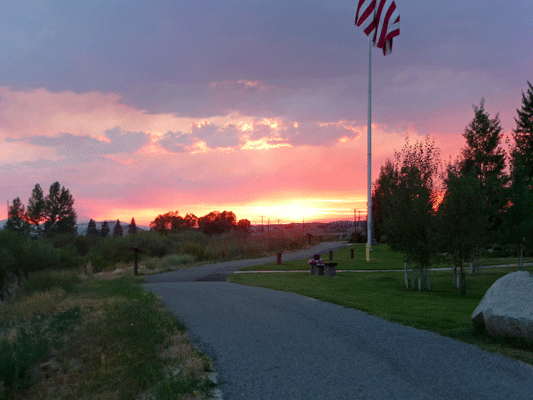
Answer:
[{"xmin": 23, "ymin": 270, "xmax": 81, "ymax": 296}]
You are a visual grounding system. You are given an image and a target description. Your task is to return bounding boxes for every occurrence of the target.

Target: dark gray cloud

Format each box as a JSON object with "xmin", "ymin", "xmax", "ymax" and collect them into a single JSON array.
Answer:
[
  {"xmin": 191, "ymin": 123, "xmax": 243, "ymax": 149},
  {"xmin": 5, "ymin": 127, "xmax": 150, "ymax": 159},
  {"xmin": 158, "ymin": 131, "xmax": 195, "ymax": 153},
  {"xmin": 156, "ymin": 118, "xmax": 360, "ymax": 152},
  {"xmin": 283, "ymin": 121, "xmax": 361, "ymax": 147},
  {"xmin": 1, "ymin": 1, "xmax": 531, "ymax": 134}
]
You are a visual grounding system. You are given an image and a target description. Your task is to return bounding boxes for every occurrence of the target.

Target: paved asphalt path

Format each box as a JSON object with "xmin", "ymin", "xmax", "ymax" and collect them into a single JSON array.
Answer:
[{"xmin": 143, "ymin": 244, "xmax": 533, "ymax": 400}]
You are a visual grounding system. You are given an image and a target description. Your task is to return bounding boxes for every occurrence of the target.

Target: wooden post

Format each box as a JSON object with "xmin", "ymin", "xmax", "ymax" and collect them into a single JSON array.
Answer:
[
  {"xmin": 134, "ymin": 249, "xmax": 139, "ymax": 276},
  {"xmin": 130, "ymin": 247, "xmax": 144, "ymax": 276},
  {"xmin": 350, "ymin": 248, "xmax": 354, "ymax": 259},
  {"xmin": 329, "ymin": 250, "xmax": 333, "ymax": 261}
]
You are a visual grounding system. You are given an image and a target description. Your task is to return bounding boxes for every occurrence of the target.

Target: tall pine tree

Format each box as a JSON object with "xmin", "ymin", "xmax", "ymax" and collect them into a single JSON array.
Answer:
[
  {"xmin": 87, "ymin": 219, "xmax": 99, "ymax": 236},
  {"xmin": 128, "ymin": 217, "xmax": 137, "ymax": 235},
  {"xmin": 5, "ymin": 197, "xmax": 30, "ymax": 235},
  {"xmin": 27, "ymin": 184, "xmax": 46, "ymax": 235},
  {"xmin": 507, "ymin": 82, "xmax": 533, "ymax": 253},
  {"xmin": 459, "ymin": 99, "xmax": 508, "ymax": 243},
  {"xmin": 511, "ymin": 81, "xmax": 533, "ymax": 185},
  {"xmin": 113, "ymin": 219, "xmax": 123, "ymax": 237},
  {"xmin": 100, "ymin": 220, "xmax": 110, "ymax": 237},
  {"xmin": 43, "ymin": 182, "xmax": 77, "ymax": 237}
]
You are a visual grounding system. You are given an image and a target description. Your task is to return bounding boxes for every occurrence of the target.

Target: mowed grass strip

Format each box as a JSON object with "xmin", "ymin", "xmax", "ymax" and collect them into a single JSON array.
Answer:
[
  {"xmin": 239, "ymin": 243, "xmax": 533, "ymax": 271},
  {"xmin": 239, "ymin": 244, "xmax": 407, "ymax": 271},
  {"xmin": 228, "ymin": 266, "xmax": 533, "ymax": 366}
]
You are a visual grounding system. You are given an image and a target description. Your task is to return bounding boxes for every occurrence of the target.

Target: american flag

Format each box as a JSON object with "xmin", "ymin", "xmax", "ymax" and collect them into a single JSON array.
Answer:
[{"xmin": 355, "ymin": 0, "xmax": 400, "ymax": 56}]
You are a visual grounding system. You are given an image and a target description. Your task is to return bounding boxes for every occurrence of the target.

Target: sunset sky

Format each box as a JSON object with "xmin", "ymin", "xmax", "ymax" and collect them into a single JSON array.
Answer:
[{"xmin": 1, "ymin": 1, "xmax": 532, "ymax": 225}]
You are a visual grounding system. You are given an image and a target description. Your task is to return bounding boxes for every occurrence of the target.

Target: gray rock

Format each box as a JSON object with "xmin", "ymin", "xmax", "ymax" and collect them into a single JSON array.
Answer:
[{"xmin": 471, "ymin": 270, "xmax": 533, "ymax": 340}]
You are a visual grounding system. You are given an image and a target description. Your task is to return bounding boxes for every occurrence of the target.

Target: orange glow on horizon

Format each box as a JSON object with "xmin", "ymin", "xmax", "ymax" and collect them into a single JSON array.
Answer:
[{"xmin": 88, "ymin": 196, "xmax": 369, "ymax": 226}]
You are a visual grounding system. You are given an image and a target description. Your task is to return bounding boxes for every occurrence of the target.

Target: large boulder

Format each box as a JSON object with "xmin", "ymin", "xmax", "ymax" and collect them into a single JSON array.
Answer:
[{"xmin": 471, "ymin": 270, "xmax": 533, "ymax": 340}]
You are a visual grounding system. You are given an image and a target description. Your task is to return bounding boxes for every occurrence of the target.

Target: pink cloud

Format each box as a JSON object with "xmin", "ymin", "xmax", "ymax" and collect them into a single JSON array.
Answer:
[{"xmin": 0, "ymin": 86, "xmax": 492, "ymax": 224}]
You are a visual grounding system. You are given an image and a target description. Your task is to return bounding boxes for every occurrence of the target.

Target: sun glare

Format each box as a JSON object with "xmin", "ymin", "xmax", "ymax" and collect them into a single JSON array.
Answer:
[{"xmin": 248, "ymin": 203, "xmax": 321, "ymax": 221}]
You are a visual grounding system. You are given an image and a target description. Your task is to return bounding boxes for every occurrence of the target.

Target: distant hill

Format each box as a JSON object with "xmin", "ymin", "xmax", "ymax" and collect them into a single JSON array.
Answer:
[{"xmin": 0, "ymin": 219, "xmax": 149, "ymax": 235}]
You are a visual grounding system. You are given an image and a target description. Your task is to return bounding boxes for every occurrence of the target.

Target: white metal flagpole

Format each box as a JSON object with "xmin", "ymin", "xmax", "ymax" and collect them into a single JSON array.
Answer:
[{"xmin": 366, "ymin": 38, "xmax": 372, "ymax": 262}]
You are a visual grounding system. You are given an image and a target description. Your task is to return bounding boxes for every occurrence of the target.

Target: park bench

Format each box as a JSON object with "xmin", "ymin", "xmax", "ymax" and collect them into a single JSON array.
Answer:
[{"xmin": 309, "ymin": 261, "xmax": 337, "ymax": 276}]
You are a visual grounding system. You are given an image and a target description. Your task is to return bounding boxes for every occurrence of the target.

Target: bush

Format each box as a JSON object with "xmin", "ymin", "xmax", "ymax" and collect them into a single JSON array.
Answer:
[
  {"xmin": 161, "ymin": 254, "xmax": 195, "ymax": 268},
  {"xmin": 184, "ymin": 244, "xmax": 208, "ymax": 261}
]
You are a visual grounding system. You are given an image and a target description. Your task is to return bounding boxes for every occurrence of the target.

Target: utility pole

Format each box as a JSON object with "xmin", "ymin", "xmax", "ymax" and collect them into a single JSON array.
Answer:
[
  {"xmin": 260, "ymin": 215, "xmax": 265, "ymax": 233},
  {"xmin": 268, "ymin": 218, "xmax": 270, "ymax": 232}
]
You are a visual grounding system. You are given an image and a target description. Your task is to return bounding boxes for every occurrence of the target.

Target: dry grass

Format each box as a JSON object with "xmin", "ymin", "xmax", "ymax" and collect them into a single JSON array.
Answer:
[{"xmin": 1, "ymin": 271, "xmax": 218, "ymax": 400}]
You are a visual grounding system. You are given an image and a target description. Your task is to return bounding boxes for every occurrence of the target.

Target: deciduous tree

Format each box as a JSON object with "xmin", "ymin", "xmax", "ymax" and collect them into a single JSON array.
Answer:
[
  {"xmin": 379, "ymin": 136, "xmax": 440, "ymax": 291},
  {"xmin": 436, "ymin": 163, "xmax": 488, "ymax": 294},
  {"xmin": 198, "ymin": 211, "xmax": 237, "ymax": 235},
  {"xmin": 237, "ymin": 219, "xmax": 251, "ymax": 235},
  {"xmin": 372, "ymin": 159, "xmax": 398, "ymax": 243}
]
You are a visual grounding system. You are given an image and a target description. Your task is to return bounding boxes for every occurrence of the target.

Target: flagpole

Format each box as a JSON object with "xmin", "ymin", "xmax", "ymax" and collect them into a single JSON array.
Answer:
[{"xmin": 366, "ymin": 38, "xmax": 372, "ymax": 262}]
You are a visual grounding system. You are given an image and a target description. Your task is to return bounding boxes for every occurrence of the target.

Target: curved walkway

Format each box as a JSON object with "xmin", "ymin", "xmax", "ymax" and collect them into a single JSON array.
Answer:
[
  {"xmin": 144, "ymin": 242, "xmax": 348, "ymax": 283},
  {"xmin": 143, "ymin": 245, "xmax": 533, "ymax": 399}
]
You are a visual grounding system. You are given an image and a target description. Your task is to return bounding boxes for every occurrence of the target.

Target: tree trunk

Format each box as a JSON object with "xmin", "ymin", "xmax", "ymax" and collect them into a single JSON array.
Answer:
[
  {"xmin": 404, "ymin": 257, "xmax": 408, "ymax": 288},
  {"xmin": 459, "ymin": 264, "xmax": 466, "ymax": 296},
  {"xmin": 418, "ymin": 268, "xmax": 431, "ymax": 292}
]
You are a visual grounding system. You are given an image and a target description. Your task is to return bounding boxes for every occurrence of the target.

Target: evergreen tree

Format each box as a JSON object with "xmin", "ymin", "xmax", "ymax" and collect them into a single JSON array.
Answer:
[
  {"xmin": 100, "ymin": 220, "xmax": 110, "ymax": 237},
  {"xmin": 27, "ymin": 184, "xmax": 46, "ymax": 235},
  {"xmin": 87, "ymin": 219, "xmax": 99, "ymax": 236},
  {"xmin": 459, "ymin": 99, "xmax": 508, "ymax": 242},
  {"xmin": 128, "ymin": 217, "xmax": 137, "ymax": 235},
  {"xmin": 511, "ymin": 81, "xmax": 533, "ymax": 183},
  {"xmin": 43, "ymin": 182, "xmax": 77, "ymax": 237},
  {"xmin": 5, "ymin": 197, "xmax": 30, "ymax": 235},
  {"xmin": 506, "ymin": 81, "xmax": 533, "ymax": 252},
  {"xmin": 113, "ymin": 219, "xmax": 123, "ymax": 237}
]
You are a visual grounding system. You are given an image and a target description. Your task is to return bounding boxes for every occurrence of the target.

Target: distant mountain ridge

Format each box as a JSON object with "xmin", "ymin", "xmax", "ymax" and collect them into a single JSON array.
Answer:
[
  {"xmin": 0, "ymin": 219, "xmax": 149, "ymax": 235},
  {"xmin": 76, "ymin": 221, "xmax": 150, "ymax": 235}
]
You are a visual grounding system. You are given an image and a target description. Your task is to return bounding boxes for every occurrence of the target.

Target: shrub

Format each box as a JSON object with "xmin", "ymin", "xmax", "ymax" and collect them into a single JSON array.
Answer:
[
  {"xmin": 161, "ymin": 254, "xmax": 195, "ymax": 268},
  {"xmin": 143, "ymin": 257, "xmax": 162, "ymax": 271},
  {"xmin": 184, "ymin": 244, "xmax": 207, "ymax": 261}
]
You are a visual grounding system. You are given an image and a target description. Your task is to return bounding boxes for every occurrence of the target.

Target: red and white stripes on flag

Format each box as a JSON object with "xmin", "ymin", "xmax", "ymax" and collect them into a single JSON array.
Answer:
[{"xmin": 355, "ymin": 0, "xmax": 400, "ymax": 55}]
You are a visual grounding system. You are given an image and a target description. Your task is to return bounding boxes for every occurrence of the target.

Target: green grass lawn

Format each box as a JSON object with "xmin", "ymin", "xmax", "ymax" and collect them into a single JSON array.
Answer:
[
  {"xmin": 229, "ymin": 255, "xmax": 533, "ymax": 366},
  {"xmin": 239, "ymin": 243, "xmax": 533, "ymax": 271},
  {"xmin": 239, "ymin": 244, "xmax": 407, "ymax": 271}
]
